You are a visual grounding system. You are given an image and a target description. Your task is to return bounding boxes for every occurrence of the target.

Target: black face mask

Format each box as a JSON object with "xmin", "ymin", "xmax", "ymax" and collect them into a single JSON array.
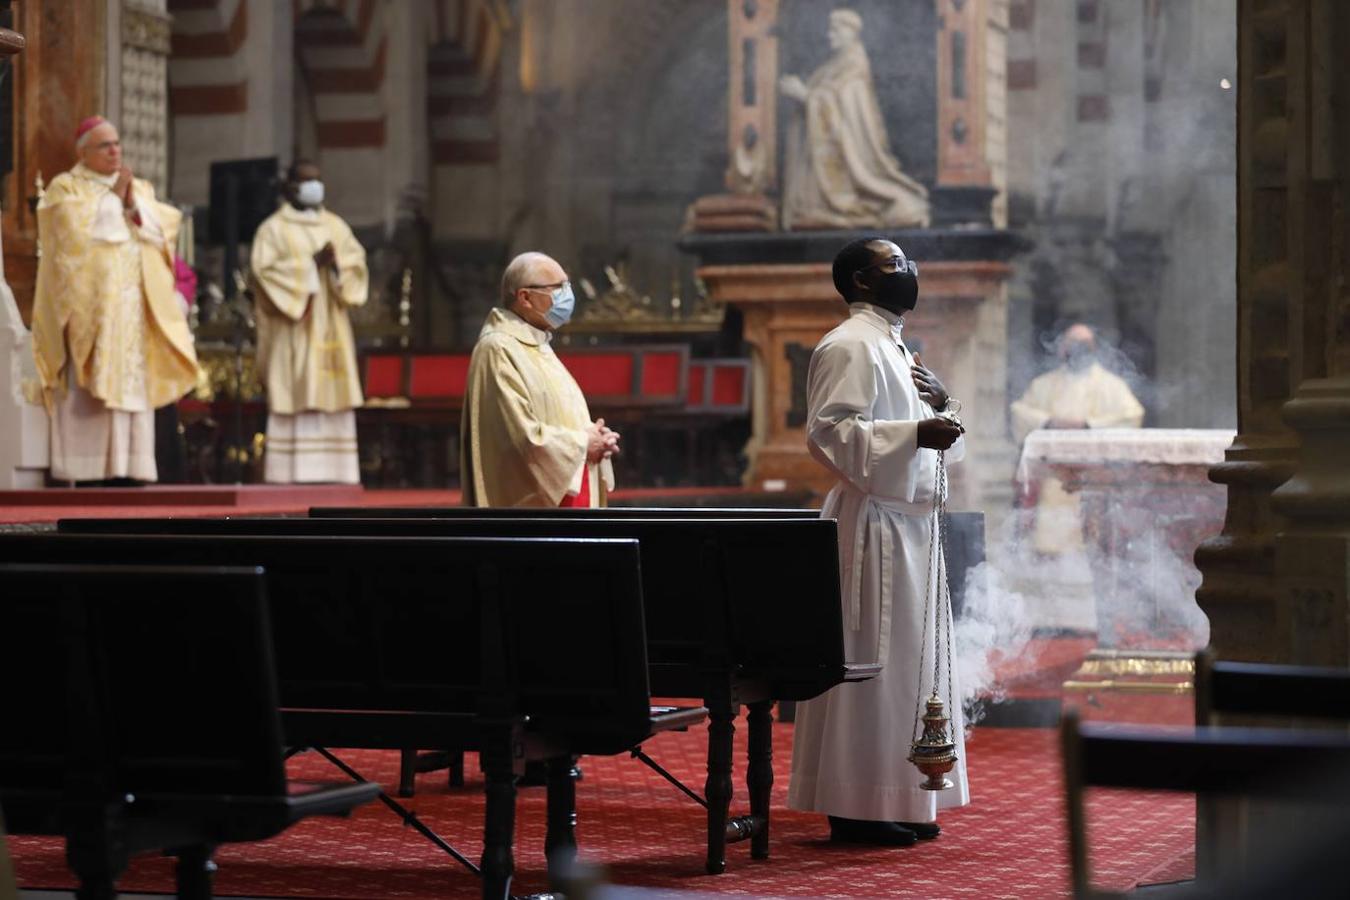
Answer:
[{"xmin": 871, "ymin": 268, "xmax": 919, "ymax": 314}]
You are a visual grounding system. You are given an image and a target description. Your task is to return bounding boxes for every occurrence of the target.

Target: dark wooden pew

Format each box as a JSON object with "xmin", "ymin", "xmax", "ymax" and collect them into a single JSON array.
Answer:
[
  {"xmin": 311, "ymin": 506, "xmax": 988, "ymax": 618},
  {"xmin": 0, "ymin": 564, "xmax": 379, "ymax": 900},
  {"xmin": 60, "ymin": 514, "xmax": 875, "ymax": 874},
  {"xmin": 0, "ymin": 534, "xmax": 700, "ymax": 900},
  {"xmin": 1061, "ymin": 709, "xmax": 1350, "ymax": 899},
  {"xmin": 312, "ymin": 505, "xmax": 821, "ymax": 518},
  {"xmin": 1195, "ymin": 651, "xmax": 1350, "ymax": 724}
]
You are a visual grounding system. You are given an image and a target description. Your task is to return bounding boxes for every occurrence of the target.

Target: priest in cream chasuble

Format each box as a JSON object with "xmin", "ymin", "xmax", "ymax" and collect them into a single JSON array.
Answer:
[
  {"xmin": 787, "ymin": 238, "xmax": 969, "ymax": 847},
  {"xmin": 461, "ymin": 252, "xmax": 618, "ymax": 508},
  {"xmin": 250, "ymin": 160, "xmax": 368, "ymax": 484},
  {"xmin": 30, "ymin": 117, "xmax": 200, "ymax": 483},
  {"xmin": 1011, "ymin": 323, "xmax": 1146, "ymax": 554}
]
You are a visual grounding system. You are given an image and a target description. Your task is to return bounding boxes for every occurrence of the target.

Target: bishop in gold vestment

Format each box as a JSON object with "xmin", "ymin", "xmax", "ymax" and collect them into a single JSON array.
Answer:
[
  {"xmin": 461, "ymin": 252, "xmax": 618, "ymax": 507},
  {"xmin": 31, "ymin": 117, "xmax": 200, "ymax": 483},
  {"xmin": 250, "ymin": 161, "xmax": 367, "ymax": 484}
]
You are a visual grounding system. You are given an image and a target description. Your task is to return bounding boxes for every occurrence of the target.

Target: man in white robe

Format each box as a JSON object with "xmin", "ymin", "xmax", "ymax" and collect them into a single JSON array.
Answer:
[
  {"xmin": 250, "ymin": 160, "xmax": 368, "ymax": 484},
  {"xmin": 788, "ymin": 237, "xmax": 968, "ymax": 846},
  {"xmin": 1010, "ymin": 323, "xmax": 1145, "ymax": 555}
]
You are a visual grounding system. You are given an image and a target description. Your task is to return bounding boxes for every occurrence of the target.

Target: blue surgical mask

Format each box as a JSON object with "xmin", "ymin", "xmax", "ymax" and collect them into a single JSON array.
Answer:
[
  {"xmin": 295, "ymin": 179, "xmax": 325, "ymax": 208},
  {"xmin": 544, "ymin": 282, "xmax": 575, "ymax": 329}
]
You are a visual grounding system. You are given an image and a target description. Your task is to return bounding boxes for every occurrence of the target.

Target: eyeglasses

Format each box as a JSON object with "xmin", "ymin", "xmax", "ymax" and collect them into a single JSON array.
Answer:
[
  {"xmin": 860, "ymin": 255, "xmax": 918, "ymax": 276},
  {"xmin": 523, "ymin": 280, "xmax": 569, "ymax": 293}
]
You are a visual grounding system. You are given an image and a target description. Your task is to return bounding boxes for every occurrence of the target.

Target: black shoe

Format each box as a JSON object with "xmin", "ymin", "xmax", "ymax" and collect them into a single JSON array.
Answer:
[
  {"xmin": 828, "ymin": 816, "xmax": 917, "ymax": 847},
  {"xmin": 896, "ymin": 820, "xmax": 940, "ymax": 839}
]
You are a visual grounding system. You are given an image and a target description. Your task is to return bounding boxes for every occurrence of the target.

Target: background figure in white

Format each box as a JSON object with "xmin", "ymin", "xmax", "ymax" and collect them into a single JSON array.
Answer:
[
  {"xmin": 1011, "ymin": 324, "xmax": 1145, "ymax": 554},
  {"xmin": 779, "ymin": 9, "xmax": 930, "ymax": 229},
  {"xmin": 251, "ymin": 160, "xmax": 368, "ymax": 484},
  {"xmin": 788, "ymin": 238, "xmax": 968, "ymax": 847}
]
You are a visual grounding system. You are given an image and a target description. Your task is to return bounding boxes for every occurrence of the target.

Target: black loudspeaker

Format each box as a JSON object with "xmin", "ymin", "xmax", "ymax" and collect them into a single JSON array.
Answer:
[{"xmin": 207, "ymin": 156, "xmax": 279, "ymax": 245}]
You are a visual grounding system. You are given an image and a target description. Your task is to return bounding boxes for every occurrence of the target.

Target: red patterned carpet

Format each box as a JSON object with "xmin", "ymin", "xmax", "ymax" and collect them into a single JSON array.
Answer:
[{"xmin": 9, "ymin": 722, "xmax": 1193, "ymax": 899}]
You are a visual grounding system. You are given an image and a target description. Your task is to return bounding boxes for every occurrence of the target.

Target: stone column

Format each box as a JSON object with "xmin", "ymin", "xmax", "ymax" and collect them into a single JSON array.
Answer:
[
  {"xmin": 1266, "ymin": 1, "xmax": 1350, "ymax": 667},
  {"xmin": 1194, "ymin": 0, "xmax": 1337, "ymax": 665},
  {"xmin": 1194, "ymin": 5, "xmax": 1350, "ymax": 881},
  {"xmin": 686, "ymin": 0, "xmax": 777, "ymax": 233},
  {"xmin": 932, "ymin": 0, "xmax": 999, "ymax": 226}
]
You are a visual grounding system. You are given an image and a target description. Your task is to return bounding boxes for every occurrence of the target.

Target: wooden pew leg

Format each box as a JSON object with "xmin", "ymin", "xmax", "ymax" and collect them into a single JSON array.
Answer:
[
  {"xmin": 480, "ymin": 736, "xmax": 518, "ymax": 900},
  {"xmin": 746, "ymin": 699, "xmax": 774, "ymax": 860},
  {"xmin": 398, "ymin": 747, "xmax": 417, "ymax": 797},
  {"xmin": 172, "ymin": 844, "xmax": 217, "ymax": 900},
  {"xmin": 450, "ymin": 748, "xmax": 466, "ymax": 787},
  {"xmin": 544, "ymin": 755, "xmax": 579, "ymax": 887},
  {"xmin": 66, "ymin": 826, "xmax": 126, "ymax": 900},
  {"xmin": 704, "ymin": 702, "xmax": 737, "ymax": 874}
]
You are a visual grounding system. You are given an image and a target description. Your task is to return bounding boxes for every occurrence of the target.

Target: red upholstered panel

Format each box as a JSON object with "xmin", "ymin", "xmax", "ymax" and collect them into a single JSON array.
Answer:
[
  {"xmin": 364, "ymin": 355, "xmax": 404, "ymax": 397},
  {"xmin": 687, "ymin": 364, "xmax": 706, "ymax": 406},
  {"xmin": 559, "ymin": 353, "xmax": 633, "ymax": 396},
  {"xmin": 711, "ymin": 364, "xmax": 747, "ymax": 407},
  {"xmin": 640, "ymin": 351, "xmax": 682, "ymax": 398},
  {"xmin": 409, "ymin": 355, "xmax": 470, "ymax": 398}
]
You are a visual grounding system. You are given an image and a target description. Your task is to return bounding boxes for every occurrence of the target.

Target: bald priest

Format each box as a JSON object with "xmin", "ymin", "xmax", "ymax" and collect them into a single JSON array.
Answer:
[
  {"xmin": 461, "ymin": 251, "xmax": 619, "ymax": 508},
  {"xmin": 30, "ymin": 116, "xmax": 200, "ymax": 484}
]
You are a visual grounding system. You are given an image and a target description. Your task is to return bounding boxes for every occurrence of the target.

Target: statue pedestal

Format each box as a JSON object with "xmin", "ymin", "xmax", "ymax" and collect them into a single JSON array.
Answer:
[{"xmin": 688, "ymin": 230, "xmax": 1018, "ymax": 506}]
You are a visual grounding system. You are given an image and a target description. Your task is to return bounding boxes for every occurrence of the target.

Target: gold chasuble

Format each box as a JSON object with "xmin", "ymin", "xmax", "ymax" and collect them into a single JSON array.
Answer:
[
  {"xmin": 461, "ymin": 308, "xmax": 614, "ymax": 507},
  {"xmin": 30, "ymin": 164, "xmax": 200, "ymax": 482},
  {"xmin": 250, "ymin": 204, "xmax": 367, "ymax": 484}
]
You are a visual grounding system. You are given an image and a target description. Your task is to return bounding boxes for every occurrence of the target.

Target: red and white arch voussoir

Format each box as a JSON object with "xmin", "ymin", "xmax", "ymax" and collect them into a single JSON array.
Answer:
[
  {"xmin": 294, "ymin": 0, "xmax": 388, "ymax": 151},
  {"xmin": 429, "ymin": 0, "xmax": 505, "ymax": 165}
]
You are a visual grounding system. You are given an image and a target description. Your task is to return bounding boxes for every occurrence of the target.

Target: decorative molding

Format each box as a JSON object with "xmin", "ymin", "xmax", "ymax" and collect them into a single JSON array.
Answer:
[{"xmin": 123, "ymin": 4, "xmax": 171, "ymax": 55}]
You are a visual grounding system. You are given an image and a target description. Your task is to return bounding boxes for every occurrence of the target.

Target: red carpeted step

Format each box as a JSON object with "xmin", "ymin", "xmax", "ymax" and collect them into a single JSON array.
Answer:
[{"xmin": 8, "ymin": 723, "xmax": 1194, "ymax": 899}]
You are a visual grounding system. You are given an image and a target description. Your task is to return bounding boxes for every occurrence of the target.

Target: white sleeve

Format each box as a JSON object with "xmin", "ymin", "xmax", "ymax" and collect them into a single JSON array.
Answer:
[{"xmin": 806, "ymin": 336, "xmax": 926, "ymax": 503}]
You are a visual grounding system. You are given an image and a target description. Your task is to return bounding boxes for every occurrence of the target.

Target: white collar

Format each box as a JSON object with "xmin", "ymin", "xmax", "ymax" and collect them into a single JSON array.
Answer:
[
  {"xmin": 485, "ymin": 306, "xmax": 554, "ymax": 347},
  {"xmin": 279, "ymin": 203, "xmax": 324, "ymax": 222},
  {"xmin": 848, "ymin": 302, "xmax": 908, "ymax": 343},
  {"xmin": 74, "ymin": 162, "xmax": 119, "ymax": 188}
]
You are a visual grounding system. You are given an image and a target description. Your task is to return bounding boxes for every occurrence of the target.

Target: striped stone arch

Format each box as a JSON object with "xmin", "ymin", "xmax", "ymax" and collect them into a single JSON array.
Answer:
[
  {"xmin": 167, "ymin": 0, "xmax": 252, "ymax": 202},
  {"xmin": 168, "ymin": 0, "xmax": 249, "ymax": 118},
  {"xmin": 293, "ymin": 0, "xmax": 388, "ymax": 152},
  {"xmin": 428, "ymin": 0, "xmax": 509, "ymax": 165}
]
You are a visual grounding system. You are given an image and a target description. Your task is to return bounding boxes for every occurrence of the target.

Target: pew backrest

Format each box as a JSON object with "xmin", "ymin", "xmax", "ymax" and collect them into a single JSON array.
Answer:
[
  {"xmin": 310, "ymin": 506, "xmax": 821, "ymax": 519},
  {"xmin": 0, "ymin": 535, "xmax": 653, "ymax": 755},
  {"xmin": 1195, "ymin": 651, "xmax": 1350, "ymax": 724},
  {"xmin": 58, "ymin": 516, "xmax": 848, "ymax": 701},
  {"xmin": 0, "ymin": 564, "xmax": 286, "ymax": 811}
]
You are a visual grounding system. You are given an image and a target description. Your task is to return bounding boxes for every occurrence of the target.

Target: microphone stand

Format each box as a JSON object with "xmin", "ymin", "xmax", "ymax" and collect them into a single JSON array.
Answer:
[{"xmin": 226, "ymin": 270, "xmax": 254, "ymax": 485}]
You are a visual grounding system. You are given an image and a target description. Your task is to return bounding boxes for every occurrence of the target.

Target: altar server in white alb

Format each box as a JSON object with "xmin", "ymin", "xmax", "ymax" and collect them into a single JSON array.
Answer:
[
  {"xmin": 788, "ymin": 237, "xmax": 968, "ymax": 847},
  {"xmin": 250, "ymin": 160, "xmax": 368, "ymax": 483}
]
